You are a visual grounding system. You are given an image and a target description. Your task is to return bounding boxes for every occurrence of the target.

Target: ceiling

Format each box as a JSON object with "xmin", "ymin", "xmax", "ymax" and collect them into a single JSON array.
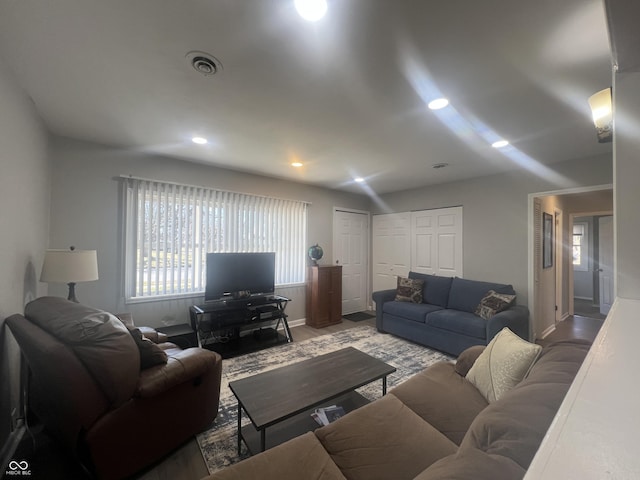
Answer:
[{"xmin": 0, "ymin": 0, "xmax": 614, "ymax": 194}]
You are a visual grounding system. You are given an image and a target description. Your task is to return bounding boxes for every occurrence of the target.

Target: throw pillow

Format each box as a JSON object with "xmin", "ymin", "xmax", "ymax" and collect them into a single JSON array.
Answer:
[
  {"xmin": 127, "ymin": 326, "xmax": 169, "ymax": 369},
  {"xmin": 395, "ymin": 276, "xmax": 424, "ymax": 303},
  {"xmin": 475, "ymin": 290, "xmax": 516, "ymax": 320},
  {"xmin": 465, "ymin": 327, "xmax": 542, "ymax": 403}
]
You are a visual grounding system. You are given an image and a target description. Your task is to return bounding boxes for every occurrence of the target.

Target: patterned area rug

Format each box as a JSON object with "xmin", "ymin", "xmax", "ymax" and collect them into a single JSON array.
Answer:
[{"xmin": 196, "ymin": 325, "xmax": 454, "ymax": 474}]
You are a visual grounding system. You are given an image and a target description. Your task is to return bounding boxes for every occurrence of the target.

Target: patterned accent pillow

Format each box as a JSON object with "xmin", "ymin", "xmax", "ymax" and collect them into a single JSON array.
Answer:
[
  {"xmin": 395, "ymin": 277, "xmax": 425, "ymax": 303},
  {"xmin": 475, "ymin": 290, "xmax": 516, "ymax": 320},
  {"xmin": 466, "ymin": 327, "xmax": 541, "ymax": 403}
]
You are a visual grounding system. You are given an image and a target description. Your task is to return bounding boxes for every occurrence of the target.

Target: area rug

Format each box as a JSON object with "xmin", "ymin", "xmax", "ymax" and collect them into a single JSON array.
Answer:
[{"xmin": 196, "ymin": 325, "xmax": 454, "ymax": 474}]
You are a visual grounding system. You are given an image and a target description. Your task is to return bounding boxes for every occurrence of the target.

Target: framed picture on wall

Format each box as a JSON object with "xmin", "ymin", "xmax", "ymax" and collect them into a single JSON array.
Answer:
[{"xmin": 543, "ymin": 212, "xmax": 553, "ymax": 268}]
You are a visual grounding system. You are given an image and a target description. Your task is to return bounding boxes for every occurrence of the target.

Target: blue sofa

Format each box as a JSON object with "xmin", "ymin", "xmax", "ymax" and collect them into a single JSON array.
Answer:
[{"xmin": 372, "ymin": 273, "xmax": 529, "ymax": 356}]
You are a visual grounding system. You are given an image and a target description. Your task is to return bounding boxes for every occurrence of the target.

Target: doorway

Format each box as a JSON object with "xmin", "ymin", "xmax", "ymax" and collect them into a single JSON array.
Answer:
[
  {"xmin": 529, "ymin": 185, "xmax": 613, "ymax": 341},
  {"xmin": 571, "ymin": 214, "xmax": 611, "ymax": 320}
]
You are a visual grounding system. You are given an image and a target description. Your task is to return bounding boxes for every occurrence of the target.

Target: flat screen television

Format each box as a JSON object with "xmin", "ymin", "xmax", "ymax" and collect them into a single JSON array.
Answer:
[{"xmin": 205, "ymin": 252, "xmax": 276, "ymax": 302}]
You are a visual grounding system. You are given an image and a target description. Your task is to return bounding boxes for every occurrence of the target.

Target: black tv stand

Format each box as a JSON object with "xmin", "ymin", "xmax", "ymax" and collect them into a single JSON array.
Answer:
[{"xmin": 189, "ymin": 295, "xmax": 292, "ymax": 358}]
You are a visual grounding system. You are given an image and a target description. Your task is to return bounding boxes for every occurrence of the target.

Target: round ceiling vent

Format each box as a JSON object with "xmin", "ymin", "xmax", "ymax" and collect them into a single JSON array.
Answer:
[{"xmin": 186, "ymin": 51, "xmax": 223, "ymax": 77}]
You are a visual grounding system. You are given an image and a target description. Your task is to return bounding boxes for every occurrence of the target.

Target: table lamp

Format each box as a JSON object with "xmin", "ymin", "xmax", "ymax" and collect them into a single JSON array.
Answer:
[{"xmin": 40, "ymin": 246, "xmax": 99, "ymax": 302}]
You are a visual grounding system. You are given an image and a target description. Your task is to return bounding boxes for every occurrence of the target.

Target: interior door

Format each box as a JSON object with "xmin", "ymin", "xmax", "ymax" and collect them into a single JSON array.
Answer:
[
  {"xmin": 411, "ymin": 207, "xmax": 463, "ymax": 277},
  {"xmin": 333, "ymin": 210, "xmax": 369, "ymax": 315},
  {"xmin": 372, "ymin": 213, "xmax": 410, "ymax": 292},
  {"xmin": 598, "ymin": 215, "xmax": 614, "ymax": 315}
]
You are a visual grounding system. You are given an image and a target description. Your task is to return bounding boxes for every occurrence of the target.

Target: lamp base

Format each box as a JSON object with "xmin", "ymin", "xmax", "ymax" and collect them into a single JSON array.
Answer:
[{"xmin": 67, "ymin": 282, "xmax": 79, "ymax": 303}]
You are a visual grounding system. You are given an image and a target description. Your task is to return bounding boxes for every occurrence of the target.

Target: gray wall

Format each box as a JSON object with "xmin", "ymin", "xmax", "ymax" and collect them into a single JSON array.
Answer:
[
  {"xmin": 0, "ymin": 61, "xmax": 50, "ymax": 464},
  {"xmin": 374, "ymin": 154, "xmax": 613, "ymax": 308},
  {"xmin": 615, "ymin": 70, "xmax": 640, "ymax": 300},
  {"xmin": 48, "ymin": 136, "xmax": 370, "ymax": 327}
]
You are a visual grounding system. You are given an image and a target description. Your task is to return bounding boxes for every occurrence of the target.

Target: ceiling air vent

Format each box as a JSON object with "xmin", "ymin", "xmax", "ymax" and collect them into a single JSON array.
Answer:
[
  {"xmin": 186, "ymin": 51, "xmax": 223, "ymax": 77},
  {"xmin": 432, "ymin": 163, "xmax": 449, "ymax": 169}
]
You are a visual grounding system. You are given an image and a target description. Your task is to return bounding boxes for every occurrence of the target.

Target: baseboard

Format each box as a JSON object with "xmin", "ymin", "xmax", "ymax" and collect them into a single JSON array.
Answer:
[
  {"xmin": 560, "ymin": 312, "xmax": 571, "ymax": 322},
  {"xmin": 539, "ymin": 324, "xmax": 557, "ymax": 340},
  {"xmin": 0, "ymin": 423, "xmax": 25, "ymax": 475},
  {"xmin": 288, "ymin": 318, "xmax": 305, "ymax": 328}
]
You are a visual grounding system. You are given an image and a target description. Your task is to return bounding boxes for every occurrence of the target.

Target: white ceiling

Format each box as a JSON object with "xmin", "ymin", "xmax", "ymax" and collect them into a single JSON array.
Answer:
[{"xmin": 0, "ymin": 0, "xmax": 614, "ymax": 194}]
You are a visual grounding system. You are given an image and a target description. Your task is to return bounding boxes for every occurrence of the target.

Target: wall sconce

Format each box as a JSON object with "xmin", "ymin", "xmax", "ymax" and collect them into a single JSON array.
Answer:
[
  {"xmin": 588, "ymin": 87, "xmax": 613, "ymax": 143},
  {"xmin": 40, "ymin": 246, "xmax": 99, "ymax": 302}
]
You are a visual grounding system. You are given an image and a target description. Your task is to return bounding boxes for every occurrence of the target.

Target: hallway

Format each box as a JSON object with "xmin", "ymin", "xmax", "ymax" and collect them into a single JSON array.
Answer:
[{"xmin": 537, "ymin": 314, "xmax": 604, "ymax": 348}]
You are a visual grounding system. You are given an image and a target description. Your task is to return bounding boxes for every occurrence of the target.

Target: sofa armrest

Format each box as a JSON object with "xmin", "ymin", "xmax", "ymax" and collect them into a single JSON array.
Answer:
[
  {"xmin": 486, "ymin": 305, "xmax": 530, "ymax": 342},
  {"xmin": 138, "ymin": 326, "xmax": 168, "ymax": 344},
  {"xmin": 372, "ymin": 289, "xmax": 397, "ymax": 332},
  {"xmin": 136, "ymin": 348, "xmax": 222, "ymax": 398},
  {"xmin": 454, "ymin": 345, "xmax": 486, "ymax": 376}
]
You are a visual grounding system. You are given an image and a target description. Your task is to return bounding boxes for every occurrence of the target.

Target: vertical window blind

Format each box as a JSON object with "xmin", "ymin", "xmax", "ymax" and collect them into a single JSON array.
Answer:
[{"xmin": 123, "ymin": 177, "xmax": 308, "ymax": 300}]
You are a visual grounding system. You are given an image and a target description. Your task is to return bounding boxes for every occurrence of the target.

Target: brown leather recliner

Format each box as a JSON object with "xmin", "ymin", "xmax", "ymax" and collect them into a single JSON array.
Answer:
[{"xmin": 6, "ymin": 296, "xmax": 223, "ymax": 480}]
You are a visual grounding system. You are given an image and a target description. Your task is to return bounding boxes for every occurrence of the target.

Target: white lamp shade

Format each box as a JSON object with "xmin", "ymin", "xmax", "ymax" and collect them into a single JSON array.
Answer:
[
  {"xmin": 588, "ymin": 87, "xmax": 613, "ymax": 143},
  {"xmin": 588, "ymin": 88, "xmax": 612, "ymax": 128},
  {"xmin": 40, "ymin": 249, "xmax": 99, "ymax": 283}
]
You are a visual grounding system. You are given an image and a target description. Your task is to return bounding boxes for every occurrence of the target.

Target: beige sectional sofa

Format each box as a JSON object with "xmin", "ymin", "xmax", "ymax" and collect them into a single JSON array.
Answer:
[{"xmin": 204, "ymin": 335, "xmax": 590, "ymax": 480}]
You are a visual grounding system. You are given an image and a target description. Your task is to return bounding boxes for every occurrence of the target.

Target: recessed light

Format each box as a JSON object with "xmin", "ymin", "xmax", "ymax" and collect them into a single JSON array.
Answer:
[
  {"xmin": 492, "ymin": 140, "xmax": 509, "ymax": 148},
  {"xmin": 428, "ymin": 98, "xmax": 449, "ymax": 110},
  {"xmin": 294, "ymin": 0, "xmax": 327, "ymax": 21},
  {"xmin": 192, "ymin": 137, "xmax": 208, "ymax": 145},
  {"xmin": 291, "ymin": 162, "xmax": 303, "ymax": 167},
  {"xmin": 354, "ymin": 177, "xmax": 365, "ymax": 183}
]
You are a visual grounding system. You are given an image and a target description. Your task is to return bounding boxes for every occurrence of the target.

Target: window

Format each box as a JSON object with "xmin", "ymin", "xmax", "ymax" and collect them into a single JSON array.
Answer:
[
  {"xmin": 123, "ymin": 177, "xmax": 307, "ymax": 301},
  {"xmin": 572, "ymin": 222, "xmax": 588, "ymax": 272}
]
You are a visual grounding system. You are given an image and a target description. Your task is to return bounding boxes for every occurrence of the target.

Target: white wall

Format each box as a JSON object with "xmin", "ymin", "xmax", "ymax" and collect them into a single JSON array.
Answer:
[
  {"xmin": 614, "ymin": 71, "xmax": 640, "ymax": 300},
  {"xmin": 48, "ymin": 136, "xmax": 370, "ymax": 327},
  {"xmin": 0, "ymin": 61, "xmax": 50, "ymax": 463},
  {"xmin": 373, "ymin": 154, "xmax": 613, "ymax": 308}
]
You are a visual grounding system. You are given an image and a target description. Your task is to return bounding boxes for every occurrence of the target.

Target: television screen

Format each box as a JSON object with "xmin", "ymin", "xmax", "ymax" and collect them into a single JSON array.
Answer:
[{"xmin": 205, "ymin": 252, "xmax": 276, "ymax": 301}]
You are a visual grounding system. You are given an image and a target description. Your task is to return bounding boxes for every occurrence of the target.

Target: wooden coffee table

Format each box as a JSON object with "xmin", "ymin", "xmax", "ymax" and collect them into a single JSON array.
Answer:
[{"xmin": 229, "ymin": 346, "xmax": 396, "ymax": 455}]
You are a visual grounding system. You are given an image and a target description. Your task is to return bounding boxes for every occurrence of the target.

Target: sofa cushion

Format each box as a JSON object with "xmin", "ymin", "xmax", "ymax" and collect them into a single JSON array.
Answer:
[
  {"xmin": 390, "ymin": 361, "xmax": 488, "ymax": 445},
  {"xmin": 466, "ymin": 328, "xmax": 541, "ymax": 403},
  {"xmin": 315, "ymin": 393, "xmax": 457, "ymax": 480},
  {"xmin": 383, "ymin": 301, "xmax": 443, "ymax": 323},
  {"xmin": 408, "ymin": 272, "xmax": 453, "ymax": 308},
  {"xmin": 414, "ymin": 448, "xmax": 525, "ymax": 480},
  {"xmin": 25, "ymin": 296, "xmax": 140, "ymax": 407},
  {"xmin": 475, "ymin": 290, "xmax": 516, "ymax": 320},
  {"xmin": 395, "ymin": 276, "xmax": 424, "ymax": 303},
  {"xmin": 447, "ymin": 277, "xmax": 515, "ymax": 313},
  {"xmin": 425, "ymin": 309, "xmax": 487, "ymax": 339},
  {"xmin": 460, "ymin": 341, "xmax": 590, "ymax": 471},
  {"xmin": 206, "ymin": 431, "xmax": 346, "ymax": 480}
]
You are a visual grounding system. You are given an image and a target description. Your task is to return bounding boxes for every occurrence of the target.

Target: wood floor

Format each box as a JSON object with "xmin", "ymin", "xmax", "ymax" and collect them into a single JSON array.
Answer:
[
  {"xmin": 13, "ymin": 312, "xmax": 601, "ymax": 479},
  {"xmin": 536, "ymin": 314, "xmax": 604, "ymax": 348}
]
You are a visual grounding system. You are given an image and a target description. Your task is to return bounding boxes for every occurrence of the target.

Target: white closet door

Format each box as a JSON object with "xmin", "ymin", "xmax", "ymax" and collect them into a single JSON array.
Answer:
[
  {"xmin": 372, "ymin": 213, "xmax": 410, "ymax": 292},
  {"xmin": 411, "ymin": 207, "xmax": 463, "ymax": 277},
  {"xmin": 333, "ymin": 209, "xmax": 369, "ymax": 315}
]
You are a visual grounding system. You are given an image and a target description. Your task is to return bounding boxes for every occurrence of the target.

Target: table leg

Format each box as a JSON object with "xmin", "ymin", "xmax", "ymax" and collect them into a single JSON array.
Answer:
[
  {"xmin": 281, "ymin": 316, "xmax": 293, "ymax": 342},
  {"xmin": 261, "ymin": 429, "xmax": 266, "ymax": 452},
  {"xmin": 237, "ymin": 403, "xmax": 242, "ymax": 455},
  {"xmin": 382, "ymin": 376, "xmax": 387, "ymax": 395}
]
